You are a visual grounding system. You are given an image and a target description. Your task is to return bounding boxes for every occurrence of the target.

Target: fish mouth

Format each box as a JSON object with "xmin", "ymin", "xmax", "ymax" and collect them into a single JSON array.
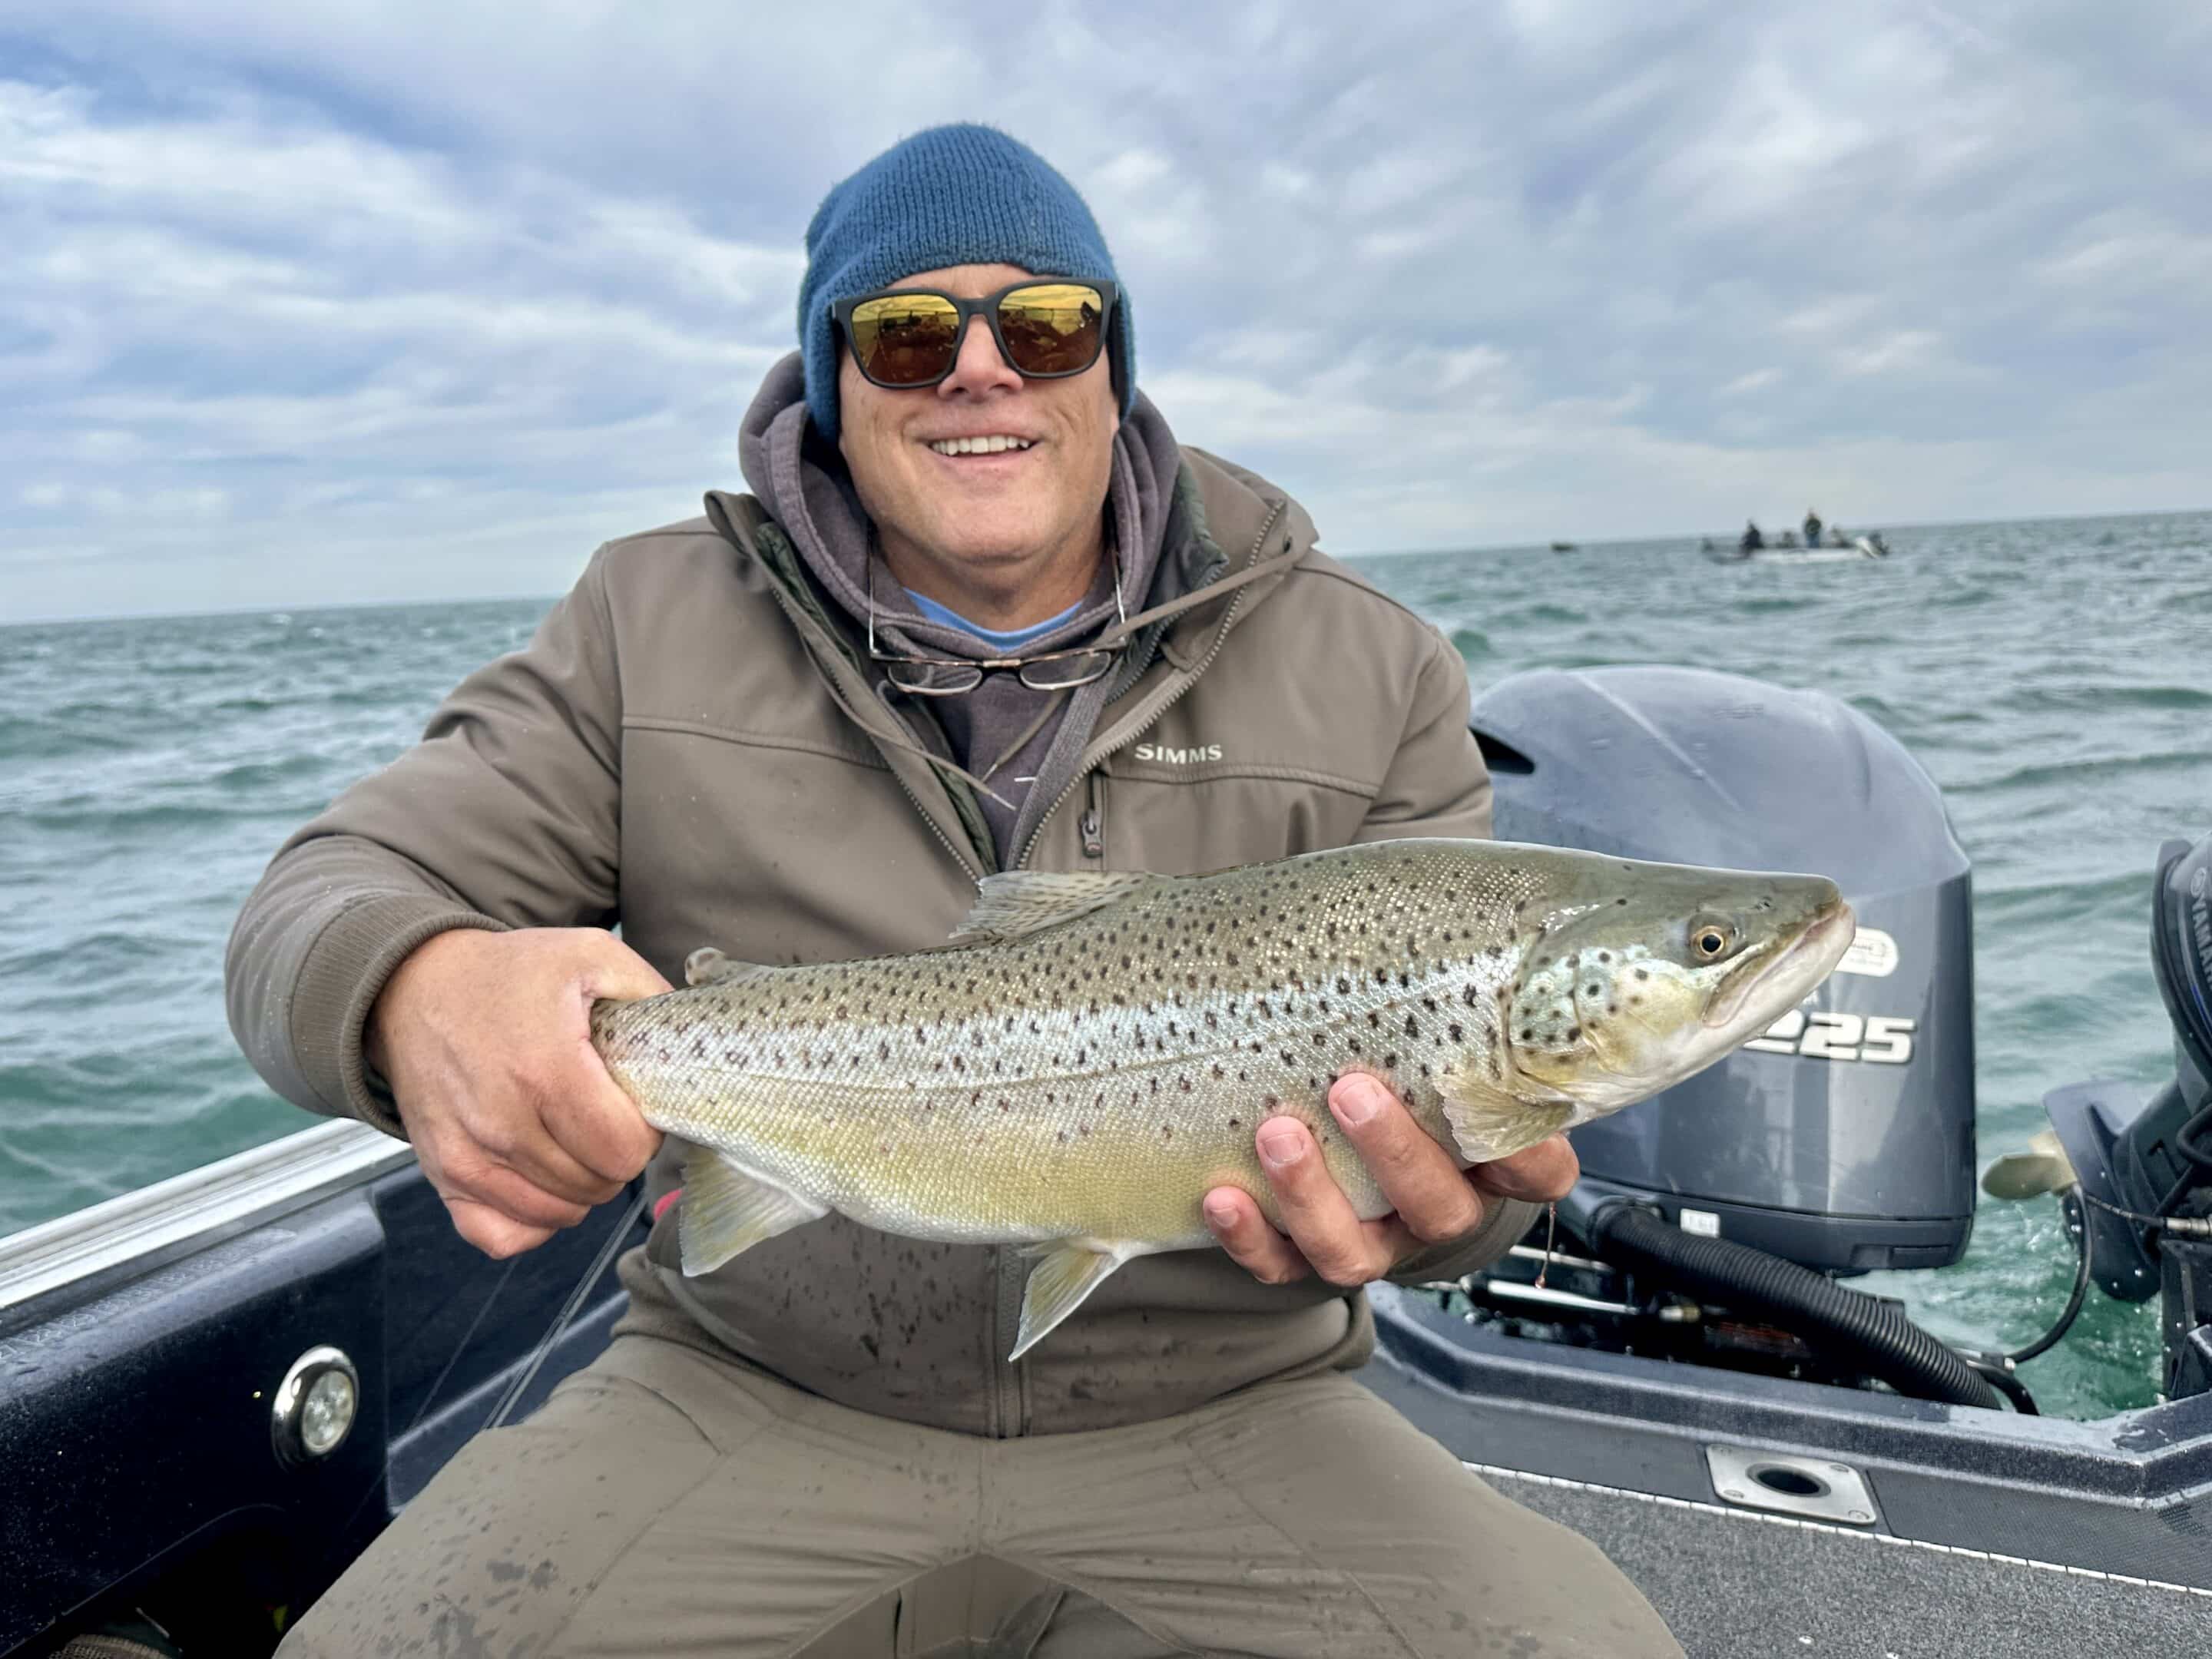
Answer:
[{"xmin": 1702, "ymin": 897, "xmax": 1856, "ymax": 1030}]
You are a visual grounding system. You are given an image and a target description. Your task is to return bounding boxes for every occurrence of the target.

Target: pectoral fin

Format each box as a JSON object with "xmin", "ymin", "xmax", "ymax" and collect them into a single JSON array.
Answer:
[
  {"xmin": 1011, "ymin": 1241, "xmax": 1137, "ymax": 1361},
  {"xmin": 677, "ymin": 1148, "xmax": 829, "ymax": 1277},
  {"xmin": 1438, "ymin": 1060, "xmax": 1576, "ymax": 1164}
]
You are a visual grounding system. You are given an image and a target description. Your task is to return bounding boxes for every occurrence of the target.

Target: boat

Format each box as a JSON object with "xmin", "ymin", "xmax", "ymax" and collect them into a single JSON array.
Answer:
[
  {"xmin": 1703, "ymin": 531, "xmax": 1890, "ymax": 564},
  {"xmin": 1549, "ymin": 540, "xmax": 1578, "ymax": 552},
  {"xmin": 5, "ymin": 665, "xmax": 2210, "ymax": 1657}
]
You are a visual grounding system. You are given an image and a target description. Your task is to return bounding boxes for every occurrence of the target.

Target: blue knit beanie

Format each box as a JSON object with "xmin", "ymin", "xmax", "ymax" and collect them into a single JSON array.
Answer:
[{"xmin": 799, "ymin": 124, "xmax": 1135, "ymax": 444}]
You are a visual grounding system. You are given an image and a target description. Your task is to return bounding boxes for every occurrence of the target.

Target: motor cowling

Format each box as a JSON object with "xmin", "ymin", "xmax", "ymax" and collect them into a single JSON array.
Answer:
[{"xmin": 1470, "ymin": 665, "xmax": 1975, "ymax": 1272}]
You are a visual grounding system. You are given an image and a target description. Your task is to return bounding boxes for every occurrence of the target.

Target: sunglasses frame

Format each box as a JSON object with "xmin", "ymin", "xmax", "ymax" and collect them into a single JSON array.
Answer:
[
  {"xmin": 865, "ymin": 539, "xmax": 1130, "ymax": 697},
  {"xmin": 833, "ymin": 277, "xmax": 1119, "ymax": 392}
]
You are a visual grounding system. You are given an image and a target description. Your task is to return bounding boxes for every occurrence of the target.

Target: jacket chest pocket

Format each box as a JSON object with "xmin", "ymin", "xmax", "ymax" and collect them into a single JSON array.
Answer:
[{"xmin": 616, "ymin": 728, "xmax": 977, "ymax": 975}]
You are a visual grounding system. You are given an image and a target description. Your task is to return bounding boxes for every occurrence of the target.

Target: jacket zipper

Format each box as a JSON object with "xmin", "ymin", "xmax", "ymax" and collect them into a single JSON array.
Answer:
[
  {"xmin": 990, "ymin": 505, "xmax": 1290, "ymax": 1435},
  {"xmin": 1015, "ymin": 498, "xmax": 1290, "ymax": 874},
  {"xmin": 1078, "ymin": 770, "xmax": 1105, "ymax": 859},
  {"xmin": 750, "ymin": 498, "xmax": 1291, "ymax": 1439}
]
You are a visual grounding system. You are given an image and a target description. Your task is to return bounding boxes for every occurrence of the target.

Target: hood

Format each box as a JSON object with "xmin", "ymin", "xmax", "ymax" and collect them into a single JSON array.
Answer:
[{"xmin": 734, "ymin": 352, "xmax": 1184, "ymax": 661}]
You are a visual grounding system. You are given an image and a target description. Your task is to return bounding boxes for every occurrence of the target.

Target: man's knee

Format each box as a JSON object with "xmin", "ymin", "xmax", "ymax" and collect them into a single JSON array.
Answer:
[{"xmin": 278, "ymin": 1366, "xmax": 728, "ymax": 1655}]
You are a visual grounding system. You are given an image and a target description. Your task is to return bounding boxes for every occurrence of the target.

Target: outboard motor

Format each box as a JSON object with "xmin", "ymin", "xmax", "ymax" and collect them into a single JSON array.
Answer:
[
  {"xmin": 1469, "ymin": 664, "xmax": 1977, "ymax": 1271},
  {"xmin": 2010, "ymin": 833, "xmax": 2212, "ymax": 1399}
]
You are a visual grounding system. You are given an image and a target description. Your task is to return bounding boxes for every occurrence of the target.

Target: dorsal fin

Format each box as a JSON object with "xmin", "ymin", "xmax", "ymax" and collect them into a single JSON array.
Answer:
[
  {"xmin": 684, "ymin": 947, "xmax": 775, "ymax": 988},
  {"xmin": 949, "ymin": 870, "xmax": 1164, "ymax": 943}
]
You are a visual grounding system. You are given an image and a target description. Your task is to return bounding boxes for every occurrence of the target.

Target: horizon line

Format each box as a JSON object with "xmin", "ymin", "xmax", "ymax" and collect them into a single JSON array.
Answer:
[{"xmin": 5, "ymin": 502, "xmax": 2204, "ymax": 629}]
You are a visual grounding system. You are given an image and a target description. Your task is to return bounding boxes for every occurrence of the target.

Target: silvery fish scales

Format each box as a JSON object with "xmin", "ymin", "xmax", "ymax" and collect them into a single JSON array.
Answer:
[{"xmin": 591, "ymin": 838, "xmax": 1852, "ymax": 1357}]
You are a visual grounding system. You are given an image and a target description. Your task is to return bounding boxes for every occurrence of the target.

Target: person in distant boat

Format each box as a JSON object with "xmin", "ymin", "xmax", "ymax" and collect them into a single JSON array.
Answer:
[
  {"xmin": 1740, "ymin": 519, "xmax": 1765, "ymax": 552},
  {"xmin": 227, "ymin": 125, "xmax": 1681, "ymax": 1657},
  {"xmin": 1803, "ymin": 508, "xmax": 1823, "ymax": 547}
]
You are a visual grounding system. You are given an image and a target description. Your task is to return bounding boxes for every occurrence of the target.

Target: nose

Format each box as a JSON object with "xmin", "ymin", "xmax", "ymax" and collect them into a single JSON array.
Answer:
[{"xmin": 935, "ymin": 306, "xmax": 1024, "ymax": 401}]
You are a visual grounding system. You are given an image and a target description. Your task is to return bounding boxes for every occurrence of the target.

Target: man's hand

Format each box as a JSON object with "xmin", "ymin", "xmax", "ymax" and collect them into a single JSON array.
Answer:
[
  {"xmin": 366, "ymin": 927, "xmax": 671, "ymax": 1260},
  {"xmin": 1202, "ymin": 1073, "xmax": 1578, "ymax": 1286}
]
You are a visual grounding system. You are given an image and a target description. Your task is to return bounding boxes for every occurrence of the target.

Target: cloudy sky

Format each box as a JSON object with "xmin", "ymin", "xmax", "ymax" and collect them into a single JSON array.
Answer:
[{"xmin": 4, "ymin": 2, "xmax": 2206, "ymax": 620}]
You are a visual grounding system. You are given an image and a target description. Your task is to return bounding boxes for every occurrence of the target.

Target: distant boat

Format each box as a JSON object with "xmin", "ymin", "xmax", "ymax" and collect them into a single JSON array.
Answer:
[
  {"xmin": 1705, "ymin": 531, "xmax": 1889, "ymax": 564},
  {"xmin": 1549, "ymin": 541, "xmax": 1577, "ymax": 552}
]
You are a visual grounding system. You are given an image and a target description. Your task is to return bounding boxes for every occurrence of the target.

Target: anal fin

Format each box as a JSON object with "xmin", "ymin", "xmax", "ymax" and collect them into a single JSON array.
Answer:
[
  {"xmin": 1011, "ymin": 1241, "xmax": 1135, "ymax": 1361},
  {"xmin": 1439, "ymin": 1059, "xmax": 1576, "ymax": 1164},
  {"xmin": 677, "ymin": 1147, "xmax": 828, "ymax": 1276}
]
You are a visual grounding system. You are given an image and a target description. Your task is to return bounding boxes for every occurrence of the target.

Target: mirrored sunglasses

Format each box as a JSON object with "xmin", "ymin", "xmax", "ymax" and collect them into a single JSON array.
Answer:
[{"xmin": 835, "ymin": 279, "xmax": 1117, "ymax": 390}]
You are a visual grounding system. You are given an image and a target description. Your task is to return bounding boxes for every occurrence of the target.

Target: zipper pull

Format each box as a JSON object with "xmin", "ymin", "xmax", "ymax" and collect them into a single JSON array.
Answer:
[{"xmin": 1079, "ymin": 771, "xmax": 1105, "ymax": 859}]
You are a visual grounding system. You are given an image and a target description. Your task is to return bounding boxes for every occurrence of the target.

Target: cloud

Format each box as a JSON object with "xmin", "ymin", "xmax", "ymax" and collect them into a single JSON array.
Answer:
[{"xmin": 1, "ymin": 1, "xmax": 2208, "ymax": 618}]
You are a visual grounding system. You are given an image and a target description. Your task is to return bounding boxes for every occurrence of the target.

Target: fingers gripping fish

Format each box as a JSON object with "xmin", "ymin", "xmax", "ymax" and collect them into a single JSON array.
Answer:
[{"xmin": 590, "ymin": 839, "xmax": 1853, "ymax": 1362}]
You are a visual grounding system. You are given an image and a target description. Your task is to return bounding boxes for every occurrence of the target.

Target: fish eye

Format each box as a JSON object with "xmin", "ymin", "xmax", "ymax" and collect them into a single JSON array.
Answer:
[{"xmin": 1689, "ymin": 918, "xmax": 1735, "ymax": 961}]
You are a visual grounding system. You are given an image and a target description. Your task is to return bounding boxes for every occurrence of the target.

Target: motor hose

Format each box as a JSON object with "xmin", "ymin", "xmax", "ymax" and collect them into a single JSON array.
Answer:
[{"xmin": 1591, "ymin": 1204, "xmax": 2004, "ymax": 1410}]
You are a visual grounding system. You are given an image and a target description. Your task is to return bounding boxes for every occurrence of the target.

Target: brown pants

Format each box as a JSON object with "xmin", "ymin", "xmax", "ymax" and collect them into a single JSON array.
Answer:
[{"xmin": 280, "ymin": 1335, "xmax": 1681, "ymax": 1658}]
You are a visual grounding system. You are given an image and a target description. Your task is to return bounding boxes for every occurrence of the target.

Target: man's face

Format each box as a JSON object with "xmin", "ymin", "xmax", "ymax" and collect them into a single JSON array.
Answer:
[{"xmin": 838, "ymin": 262, "xmax": 1119, "ymax": 591}]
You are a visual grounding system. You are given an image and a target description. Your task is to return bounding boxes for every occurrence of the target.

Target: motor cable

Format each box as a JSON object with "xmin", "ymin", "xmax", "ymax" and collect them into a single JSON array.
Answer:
[{"xmin": 2003, "ymin": 1190, "xmax": 2091, "ymax": 1366}]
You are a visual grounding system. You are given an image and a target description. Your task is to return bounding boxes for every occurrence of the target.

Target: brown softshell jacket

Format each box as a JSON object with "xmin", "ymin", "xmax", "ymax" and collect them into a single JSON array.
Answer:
[{"xmin": 225, "ymin": 445, "xmax": 1537, "ymax": 1438}]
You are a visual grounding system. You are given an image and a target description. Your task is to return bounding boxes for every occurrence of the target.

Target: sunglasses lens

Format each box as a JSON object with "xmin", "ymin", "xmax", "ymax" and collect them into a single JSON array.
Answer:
[
  {"xmin": 848, "ymin": 293, "xmax": 962, "ymax": 386},
  {"xmin": 886, "ymin": 658, "xmax": 983, "ymax": 696},
  {"xmin": 996, "ymin": 283, "xmax": 1108, "ymax": 377},
  {"xmin": 1018, "ymin": 651, "xmax": 1114, "ymax": 692}
]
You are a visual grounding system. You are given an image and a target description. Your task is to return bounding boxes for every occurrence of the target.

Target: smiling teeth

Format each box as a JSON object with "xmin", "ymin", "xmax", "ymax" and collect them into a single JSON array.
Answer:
[{"xmin": 929, "ymin": 435, "xmax": 1033, "ymax": 455}]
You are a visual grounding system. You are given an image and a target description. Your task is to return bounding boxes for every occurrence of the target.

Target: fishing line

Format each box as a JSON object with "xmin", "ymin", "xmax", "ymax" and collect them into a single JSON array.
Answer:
[
  {"xmin": 326, "ymin": 1190, "xmax": 643, "ymax": 1555},
  {"xmin": 404, "ymin": 1255, "xmax": 518, "ymax": 1437},
  {"xmin": 481, "ymin": 1185, "xmax": 650, "ymax": 1432}
]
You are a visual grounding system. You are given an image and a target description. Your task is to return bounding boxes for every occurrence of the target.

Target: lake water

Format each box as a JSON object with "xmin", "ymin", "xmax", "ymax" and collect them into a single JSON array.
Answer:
[{"xmin": 4, "ymin": 508, "xmax": 2207, "ymax": 1419}]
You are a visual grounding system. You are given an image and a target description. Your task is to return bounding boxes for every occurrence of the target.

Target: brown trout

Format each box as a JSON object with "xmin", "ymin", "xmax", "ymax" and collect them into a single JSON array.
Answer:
[{"xmin": 591, "ymin": 838, "xmax": 1852, "ymax": 1359}]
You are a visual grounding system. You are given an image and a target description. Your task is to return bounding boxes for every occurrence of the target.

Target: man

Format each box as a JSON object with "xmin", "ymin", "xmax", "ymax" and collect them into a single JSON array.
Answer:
[{"xmin": 230, "ymin": 124, "xmax": 1681, "ymax": 1657}]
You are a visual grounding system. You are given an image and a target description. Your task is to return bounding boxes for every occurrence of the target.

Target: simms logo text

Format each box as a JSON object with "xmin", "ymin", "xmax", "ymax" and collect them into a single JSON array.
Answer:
[{"xmin": 1134, "ymin": 743, "xmax": 1223, "ymax": 764}]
